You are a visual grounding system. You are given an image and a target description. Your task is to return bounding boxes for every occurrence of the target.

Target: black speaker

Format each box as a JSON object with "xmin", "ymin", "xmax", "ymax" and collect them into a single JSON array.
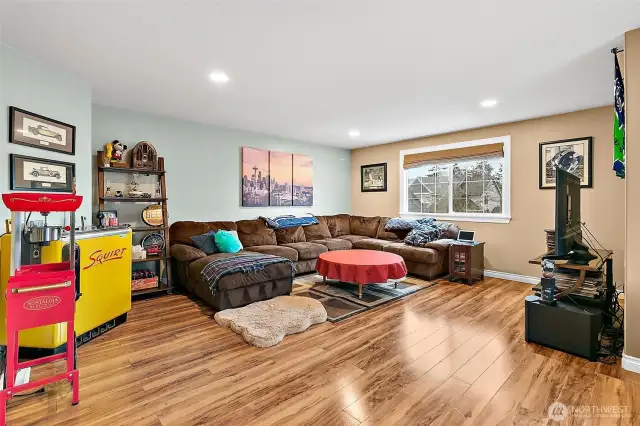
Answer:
[{"xmin": 525, "ymin": 295, "xmax": 602, "ymax": 361}]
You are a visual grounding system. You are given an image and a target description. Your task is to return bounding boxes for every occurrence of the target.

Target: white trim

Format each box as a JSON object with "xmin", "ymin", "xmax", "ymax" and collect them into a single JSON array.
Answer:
[
  {"xmin": 484, "ymin": 269, "xmax": 540, "ymax": 284},
  {"xmin": 622, "ymin": 354, "xmax": 640, "ymax": 374},
  {"xmin": 399, "ymin": 135, "xmax": 511, "ymax": 224}
]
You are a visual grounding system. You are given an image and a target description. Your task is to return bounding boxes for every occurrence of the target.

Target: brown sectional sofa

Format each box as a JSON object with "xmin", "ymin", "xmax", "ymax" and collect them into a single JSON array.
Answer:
[{"xmin": 169, "ymin": 215, "xmax": 458, "ymax": 310}]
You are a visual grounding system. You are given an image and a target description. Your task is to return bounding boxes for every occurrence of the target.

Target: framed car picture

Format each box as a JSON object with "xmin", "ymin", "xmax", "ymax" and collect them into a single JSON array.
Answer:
[
  {"xmin": 10, "ymin": 154, "xmax": 75, "ymax": 192},
  {"xmin": 361, "ymin": 163, "xmax": 387, "ymax": 192},
  {"xmin": 9, "ymin": 107, "xmax": 76, "ymax": 155},
  {"xmin": 539, "ymin": 137, "xmax": 593, "ymax": 189}
]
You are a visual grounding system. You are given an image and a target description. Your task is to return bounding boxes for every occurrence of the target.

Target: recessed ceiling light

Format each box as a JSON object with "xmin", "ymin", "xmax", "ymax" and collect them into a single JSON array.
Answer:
[
  {"xmin": 348, "ymin": 130, "xmax": 360, "ymax": 138},
  {"xmin": 480, "ymin": 99, "xmax": 498, "ymax": 108},
  {"xmin": 209, "ymin": 71, "xmax": 230, "ymax": 84}
]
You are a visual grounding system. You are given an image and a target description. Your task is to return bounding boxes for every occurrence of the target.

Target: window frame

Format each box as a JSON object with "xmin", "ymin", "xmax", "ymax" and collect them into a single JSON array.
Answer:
[{"xmin": 399, "ymin": 135, "xmax": 511, "ymax": 224}]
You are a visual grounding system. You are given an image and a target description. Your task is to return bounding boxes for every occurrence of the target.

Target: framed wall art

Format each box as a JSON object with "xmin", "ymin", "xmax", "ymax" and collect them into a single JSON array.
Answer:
[
  {"xmin": 9, "ymin": 107, "xmax": 76, "ymax": 155},
  {"xmin": 293, "ymin": 154, "xmax": 313, "ymax": 206},
  {"xmin": 241, "ymin": 147, "xmax": 269, "ymax": 207},
  {"xmin": 361, "ymin": 163, "xmax": 387, "ymax": 192},
  {"xmin": 539, "ymin": 137, "xmax": 593, "ymax": 189},
  {"xmin": 269, "ymin": 151, "xmax": 293, "ymax": 206},
  {"xmin": 10, "ymin": 154, "xmax": 75, "ymax": 192}
]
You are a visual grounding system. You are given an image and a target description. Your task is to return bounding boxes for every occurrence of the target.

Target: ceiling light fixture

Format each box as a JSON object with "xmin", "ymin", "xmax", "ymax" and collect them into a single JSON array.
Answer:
[
  {"xmin": 480, "ymin": 99, "xmax": 498, "ymax": 108},
  {"xmin": 348, "ymin": 130, "xmax": 360, "ymax": 138},
  {"xmin": 209, "ymin": 71, "xmax": 230, "ymax": 84}
]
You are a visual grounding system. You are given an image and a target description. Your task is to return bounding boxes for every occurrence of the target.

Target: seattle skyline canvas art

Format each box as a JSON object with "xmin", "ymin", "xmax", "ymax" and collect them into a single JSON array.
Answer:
[
  {"xmin": 269, "ymin": 151, "xmax": 293, "ymax": 206},
  {"xmin": 293, "ymin": 154, "xmax": 313, "ymax": 206},
  {"xmin": 242, "ymin": 147, "xmax": 269, "ymax": 207}
]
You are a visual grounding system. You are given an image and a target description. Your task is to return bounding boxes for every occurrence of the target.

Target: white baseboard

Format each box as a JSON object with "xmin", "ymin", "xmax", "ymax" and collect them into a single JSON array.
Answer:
[
  {"xmin": 484, "ymin": 270, "xmax": 540, "ymax": 285},
  {"xmin": 622, "ymin": 354, "xmax": 640, "ymax": 374}
]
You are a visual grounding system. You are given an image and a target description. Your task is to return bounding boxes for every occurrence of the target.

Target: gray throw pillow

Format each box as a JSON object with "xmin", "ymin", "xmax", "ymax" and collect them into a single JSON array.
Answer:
[
  {"xmin": 190, "ymin": 230, "xmax": 218, "ymax": 255},
  {"xmin": 385, "ymin": 217, "xmax": 435, "ymax": 231}
]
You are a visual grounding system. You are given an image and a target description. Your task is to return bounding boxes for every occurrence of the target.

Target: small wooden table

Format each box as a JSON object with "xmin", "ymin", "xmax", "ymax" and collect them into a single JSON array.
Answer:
[
  {"xmin": 315, "ymin": 250, "xmax": 407, "ymax": 298},
  {"xmin": 448, "ymin": 242, "xmax": 485, "ymax": 284}
]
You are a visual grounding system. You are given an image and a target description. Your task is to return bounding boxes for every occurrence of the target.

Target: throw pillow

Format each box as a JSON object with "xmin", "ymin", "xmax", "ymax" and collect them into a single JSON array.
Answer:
[
  {"xmin": 215, "ymin": 230, "xmax": 243, "ymax": 253},
  {"xmin": 404, "ymin": 224, "xmax": 442, "ymax": 248},
  {"xmin": 385, "ymin": 217, "xmax": 435, "ymax": 231},
  {"xmin": 435, "ymin": 222, "xmax": 460, "ymax": 239},
  {"xmin": 190, "ymin": 231, "xmax": 218, "ymax": 255}
]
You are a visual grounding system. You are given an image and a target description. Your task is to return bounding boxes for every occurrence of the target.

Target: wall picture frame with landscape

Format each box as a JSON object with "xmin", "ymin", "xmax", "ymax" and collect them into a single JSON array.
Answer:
[
  {"xmin": 539, "ymin": 137, "xmax": 593, "ymax": 189},
  {"xmin": 361, "ymin": 163, "xmax": 387, "ymax": 192},
  {"xmin": 241, "ymin": 147, "xmax": 270, "ymax": 207},
  {"xmin": 293, "ymin": 154, "xmax": 313, "ymax": 206},
  {"xmin": 9, "ymin": 107, "xmax": 76, "ymax": 155},
  {"xmin": 10, "ymin": 154, "xmax": 75, "ymax": 192},
  {"xmin": 269, "ymin": 151, "xmax": 293, "ymax": 206}
]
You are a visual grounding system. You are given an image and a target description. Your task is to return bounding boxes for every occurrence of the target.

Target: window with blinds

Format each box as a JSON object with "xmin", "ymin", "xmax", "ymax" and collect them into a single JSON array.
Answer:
[{"xmin": 400, "ymin": 136, "xmax": 511, "ymax": 223}]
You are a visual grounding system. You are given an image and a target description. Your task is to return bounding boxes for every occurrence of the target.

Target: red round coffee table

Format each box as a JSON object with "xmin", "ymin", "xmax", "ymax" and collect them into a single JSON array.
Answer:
[{"xmin": 316, "ymin": 249, "xmax": 407, "ymax": 298}]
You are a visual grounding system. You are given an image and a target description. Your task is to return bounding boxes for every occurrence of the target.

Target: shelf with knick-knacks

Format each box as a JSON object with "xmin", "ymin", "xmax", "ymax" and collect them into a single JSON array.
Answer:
[{"xmin": 96, "ymin": 141, "xmax": 172, "ymax": 298}]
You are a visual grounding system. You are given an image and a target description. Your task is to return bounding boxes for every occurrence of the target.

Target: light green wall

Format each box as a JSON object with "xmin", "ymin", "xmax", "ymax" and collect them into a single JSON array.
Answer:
[
  {"xmin": 92, "ymin": 105, "xmax": 351, "ymax": 223},
  {"xmin": 0, "ymin": 43, "xmax": 92, "ymax": 222}
]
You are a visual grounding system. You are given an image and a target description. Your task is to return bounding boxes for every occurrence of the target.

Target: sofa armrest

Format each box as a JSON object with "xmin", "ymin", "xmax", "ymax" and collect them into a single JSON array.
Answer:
[
  {"xmin": 422, "ymin": 239, "xmax": 456, "ymax": 252},
  {"xmin": 172, "ymin": 244, "xmax": 207, "ymax": 263}
]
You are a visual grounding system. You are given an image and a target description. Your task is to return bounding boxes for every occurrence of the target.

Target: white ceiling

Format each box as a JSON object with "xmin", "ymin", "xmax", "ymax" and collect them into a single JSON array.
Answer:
[{"xmin": 1, "ymin": 0, "xmax": 639, "ymax": 149}]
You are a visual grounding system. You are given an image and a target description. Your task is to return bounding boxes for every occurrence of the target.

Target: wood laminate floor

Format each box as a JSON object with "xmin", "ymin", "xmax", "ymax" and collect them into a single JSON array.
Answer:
[{"xmin": 6, "ymin": 277, "xmax": 639, "ymax": 425}]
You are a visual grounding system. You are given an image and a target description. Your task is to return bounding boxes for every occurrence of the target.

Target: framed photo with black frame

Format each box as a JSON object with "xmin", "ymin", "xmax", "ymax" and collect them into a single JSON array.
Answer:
[
  {"xmin": 9, "ymin": 106, "xmax": 76, "ymax": 155},
  {"xmin": 539, "ymin": 137, "xmax": 593, "ymax": 189},
  {"xmin": 361, "ymin": 162, "xmax": 387, "ymax": 192},
  {"xmin": 10, "ymin": 154, "xmax": 75, "ymax": 192}
]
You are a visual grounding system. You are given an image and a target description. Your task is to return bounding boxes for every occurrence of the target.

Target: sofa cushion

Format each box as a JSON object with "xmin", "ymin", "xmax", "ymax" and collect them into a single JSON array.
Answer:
[
  {"xmin": 349, "ymin": 215, "xmax": 381, "ymax": 237},
  {"xmin": 311, "ymin": 238, "xmax": 352, "ymax": 251},
  {"xmin": 336, "ymin": 234, "xmax": 369, "ymax": 244},
  {"xmin": 281, "ymin": 242, "xmax": 328, "ymax": 260},
  {"xmin": 244, "ymin": 245, "xmax": 298, "ymax": 262},
  {"xmin": 303, "ymin": 222, "xmax": 331, "ymax": 241},
  {"xmin": 170, "ymin": 221, "xmax": 237, "ymax": 246},
  {"xmin": 172, "ymin": 244, "xmax": 207, "ymax": 263},
  {"xmin": 324, "ymin": 214, "xmax": 351, "ymax": 237},
  {"xmin": 353, "ymin": 238, "xmax": 395, "ymax": 251},
  {"xmin": 376, "ymin": 217, "xmax": 403, "ymax": 241},
  {"xmin": 275, "ymin": 226, "xmax": 306, "ymax": 244},
  {"xmin": 383, "ymin": 243, "xmax": 438, "ymax": 264},
  {"xmin": 236, "ymin": 219, "xmax": 277, "ymax": 247},
  {"xmin": 435, "ymin": 222, "xmax": 460, "ymax": 239}
]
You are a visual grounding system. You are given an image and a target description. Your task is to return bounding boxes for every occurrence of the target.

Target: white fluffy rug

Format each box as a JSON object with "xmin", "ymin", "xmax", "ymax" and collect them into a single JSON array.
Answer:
[{"xmin": 214, "ymin": 296, "xmax": 327, "ymax": 347}]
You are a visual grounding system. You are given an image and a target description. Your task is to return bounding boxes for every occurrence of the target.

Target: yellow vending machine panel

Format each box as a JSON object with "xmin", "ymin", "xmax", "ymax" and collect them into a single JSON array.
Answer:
[{"xmin": 0, "ymin": 228, "xmax": 132, "ymax": 353}]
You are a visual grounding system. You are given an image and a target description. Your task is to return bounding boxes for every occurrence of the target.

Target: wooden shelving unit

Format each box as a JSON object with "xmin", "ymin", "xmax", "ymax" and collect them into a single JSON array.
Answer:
[{"xmin": 97, "ymin": 151, "xmax": 173, "ymax": 298}]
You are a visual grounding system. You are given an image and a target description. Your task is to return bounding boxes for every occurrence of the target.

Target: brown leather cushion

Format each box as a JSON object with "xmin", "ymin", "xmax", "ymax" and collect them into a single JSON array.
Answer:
[
  {"xmin": 311, "ymin": 238, "xmax": 352, "ymax": 251},
  {"xmin": 236, "ymin": 219, "xmax": 277, "ymax": 247},
  {"xmin": 336, "ymin": 235, "xmax": 369, "ymax": 244},
  {"xmin": 303, "ymin": 222, "xmax": 331, "ymax": 241},
  {"xmin": 244, "ymin": 245, "xmax": 298, "ymax": 262},
  {"xmin": 172, "ymin": 244, "xmax": 207, "ymax": 263},
  {"xmin": 353, "ymin": 238, "xmax": 395, "ymax": 251},
  {"xmin": 281, "ymin": 242, "xmax": 328, "ymax": 260},
  {"xmin": 350, "ymin": 215, "xmax": 381, "ymax": 237},
  {"xmin": 383, "ymin": 243, "xmax": 438, "ymax": 264},
  {"xmin": 170, "ymin": 221, "xmax": 237, "ymax": 246},
  {"xmin": 323, "ymin": 214, "xmax": 351, "ymax": 237},
  {"xmin": 275, "ymin": 226, "xmax": 306, "ymax": 244},
  {"xmin": 376, "ymin": 217, "xmax": 403, "ymax": 240},
  {"xmin": 189, "ymin": 252, "xmax": 293, "ymax": 292}
]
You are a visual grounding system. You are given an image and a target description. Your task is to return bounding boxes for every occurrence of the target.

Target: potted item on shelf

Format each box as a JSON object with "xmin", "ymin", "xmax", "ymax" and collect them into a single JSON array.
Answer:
[
  {"xmin": 131, "ymin": 269, "xmax": 158, "ymax": 291},
  {"xmin": 128, "ymin": 174, "xmax": 144, "ymax": 198}
]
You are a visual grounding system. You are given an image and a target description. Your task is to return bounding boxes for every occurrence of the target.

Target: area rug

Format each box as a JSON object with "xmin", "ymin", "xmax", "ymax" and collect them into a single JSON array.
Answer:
[
  {"xmin": 214, "ymin": 295, "xmax": 327, "ymax": 347},
  {"xmin": 292, "ymin": 274, "xmax": 436, "ymax": 322}
]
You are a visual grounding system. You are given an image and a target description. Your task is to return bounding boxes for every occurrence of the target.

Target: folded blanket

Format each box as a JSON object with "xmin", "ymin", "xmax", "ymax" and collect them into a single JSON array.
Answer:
[
  {"xmin": 201, "ymin": 254, "xmax": 294, "ymax": 295},
  {"xmin": 260, "ymin": 215, "xmax": 319, "ymax": 229}
]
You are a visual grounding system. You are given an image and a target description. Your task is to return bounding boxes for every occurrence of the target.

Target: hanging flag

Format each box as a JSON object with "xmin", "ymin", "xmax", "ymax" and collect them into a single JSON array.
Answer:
[{"xmin": 613, "ymin": 51, "xmax": 625, "ymax": 179}]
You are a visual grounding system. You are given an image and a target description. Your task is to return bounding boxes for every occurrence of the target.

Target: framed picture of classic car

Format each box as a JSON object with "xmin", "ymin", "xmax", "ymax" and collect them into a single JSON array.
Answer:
[
  {"xmin": 10, "ymin": 154, "xmax": 75, "ymax": 192},
  {"xmin": 9, "ymin": 107, "xmax": 76, "ymax": 155}
]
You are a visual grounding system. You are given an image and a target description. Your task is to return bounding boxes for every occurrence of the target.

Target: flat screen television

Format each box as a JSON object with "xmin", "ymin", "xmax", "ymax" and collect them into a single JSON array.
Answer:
[{"xmin": 550, "ymin": 168, "xmax": 596, "ymax": 264}]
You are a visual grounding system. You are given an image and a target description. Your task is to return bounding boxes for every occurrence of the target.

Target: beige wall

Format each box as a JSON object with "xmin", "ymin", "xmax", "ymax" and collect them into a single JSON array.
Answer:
[
  {"xmin": 351, "ymin": 106, "xmax": 625, "ymax": 281},
  {"xmin": 624, "ymin": 29, "xmax": 640, "ymax": 358}
]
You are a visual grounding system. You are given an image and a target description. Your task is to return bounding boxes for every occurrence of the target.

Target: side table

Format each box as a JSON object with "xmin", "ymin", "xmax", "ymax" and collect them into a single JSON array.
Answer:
[{"xmin": 448, "ymin": 242, "xmax": 485, "ymax": 284}]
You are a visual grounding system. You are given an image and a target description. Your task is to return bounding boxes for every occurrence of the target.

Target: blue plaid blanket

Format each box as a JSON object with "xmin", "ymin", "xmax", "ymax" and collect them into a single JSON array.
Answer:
[
  {"xmin": 201, "ymin": 254, "xmax": 294, "ymax": 295},
  {"xmin": 260, "ymin": 215, "xmax": 319, "ymax": 229}
]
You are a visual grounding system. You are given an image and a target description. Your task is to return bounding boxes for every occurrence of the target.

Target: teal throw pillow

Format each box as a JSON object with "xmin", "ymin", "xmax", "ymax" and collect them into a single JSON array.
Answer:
[
  {"xmin": 215, "ymin": 230, "xmax": 243, "ymax": 253},
  {"xmin": 190, "ymin": 231, "xmax": 218, "ymax": 255}
]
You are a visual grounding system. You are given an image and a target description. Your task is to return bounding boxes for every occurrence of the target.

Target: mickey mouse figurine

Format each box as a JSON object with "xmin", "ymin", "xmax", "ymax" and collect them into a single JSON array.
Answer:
[{"xmin": 105, "ymin": 140, "xmax": 128, "ymax": 166}]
